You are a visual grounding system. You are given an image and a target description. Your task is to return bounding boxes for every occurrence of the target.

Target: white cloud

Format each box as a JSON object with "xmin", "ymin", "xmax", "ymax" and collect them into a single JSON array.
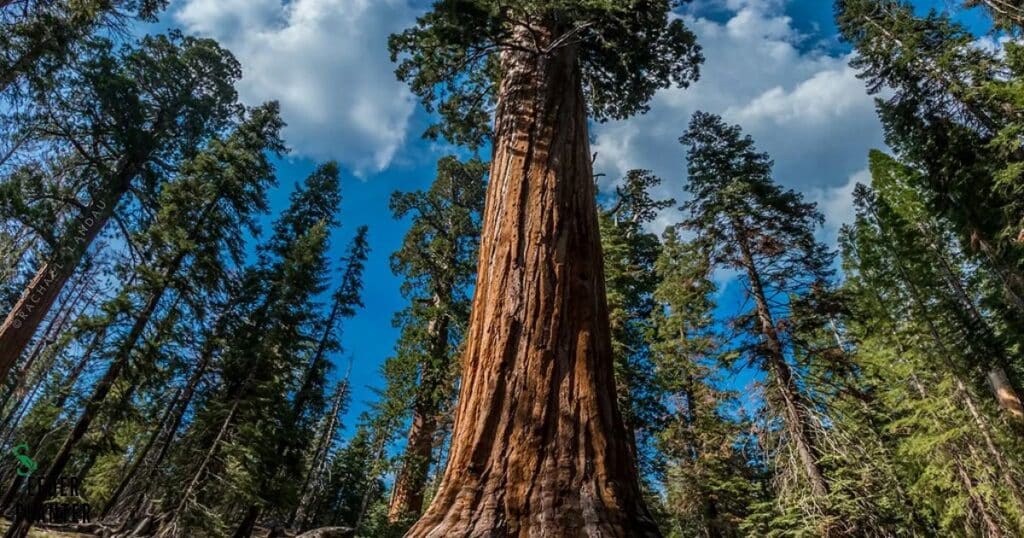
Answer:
[
  {"xmin": 592, "ymin": 2, "xmax": 883, "ymax": 239},
  {"xmin": 809, "ymin": 168, "xmax": 867, "ymax": 244},
  {"xmin": 174, "ymin": 0, "xmax": 417, "ymax": 174}
]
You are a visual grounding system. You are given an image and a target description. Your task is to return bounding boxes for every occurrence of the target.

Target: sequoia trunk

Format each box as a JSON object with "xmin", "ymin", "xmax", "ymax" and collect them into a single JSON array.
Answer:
[
  {"xmin": 405, "ymin": 26, "xmax": 659, "ymax": 537},
  {"xmin": 388, "ymin": 398, "xmax": 439, "ymax": 522}
]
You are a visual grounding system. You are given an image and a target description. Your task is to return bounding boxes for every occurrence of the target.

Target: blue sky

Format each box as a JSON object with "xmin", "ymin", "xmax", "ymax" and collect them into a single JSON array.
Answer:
[{"xmin": 149, "ymin": 0, "xmax": 991, "ymax": 437}]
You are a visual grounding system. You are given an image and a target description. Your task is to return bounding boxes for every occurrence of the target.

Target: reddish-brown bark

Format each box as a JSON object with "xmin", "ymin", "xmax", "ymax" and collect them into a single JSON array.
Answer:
[
  {"xmin": 405, "ymin": 26, "xmax": 659, "ymax": 537},
  {"xmin": 388, "ymin": 397, "xmax": 439, "ymax": 522}
]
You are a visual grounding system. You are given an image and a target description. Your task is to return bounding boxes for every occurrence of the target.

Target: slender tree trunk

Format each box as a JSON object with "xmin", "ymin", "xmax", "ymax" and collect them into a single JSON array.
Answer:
[
  {"xmin": 0, "ymin": 273, "xmax": 87, "ymax": 414},
  {"xmin": 974, "ymin": 233, "xmax": 1024, "ymax": 314},
  {"xmin": 0, "ymin": 286, "xmax": 90, "ymax": 442},
  {"xmin": 952, "ymin": 375, "xmax": 1024, "ymax": 522},
  {"xmin": 234, "ymin": 286, "xmax": 358, "ymax": 531},
  {"xmin": 100, "ymin": 387, "xmax": 182, "ymax": 518},
  {"xmin": 0, "ymin": 178, "xmax": 125, "ymax": 384},
  {"xmin": 922, "ymin": 223, "xmax": 1024, "ymax": 418},
  {"xmin": 48, "ymin": 326, "xmax": 106, "ymax": 411},
  {"xmin": 406, "ymin": 25, "xmax": 658, "ymax": 537},
  {"xmin": 954, "ymin": 454, "xmax": 1006, "ymax": 538},
  {"xmin": 680, "ymin": 375, "xmax": 722, "ymax": 538},
  {"xmin": 354, "ymin": 430, "xmax": 390, "ymax": 533},
  {"xmin": 0, "ymin": 473, "xmax": 24, "ymax": 515},
  {"xmin": 119, "ymin": 340, "xmax": 215, "ymax": 522},
  {"xmin": 0, "ymin": 324, "xmax": 105, "ymax": 513},
  {"xmin": 388, "ymin": 297, "xmax": 448, "ymax": 523},
  {"xmin": 159, "ymin": 389, "xmax": 244, "ymax": 537},
  {"xmin": 145, "ymin": 346, "xmax": 211, "ymax": 468},
  {"xmin": 291, "ymin": 380, "xmax": 348, "ymax": 530},
  {"xmin": 232, "ymin": 505, "xmax": 260, "ymax": 538},
  {"xmin": 736, "ymin": 231, "xmax": 830, "ymax": 498}
]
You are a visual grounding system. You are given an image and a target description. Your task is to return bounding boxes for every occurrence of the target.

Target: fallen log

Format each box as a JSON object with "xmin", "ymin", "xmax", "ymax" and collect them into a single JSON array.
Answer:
[{"xmin": 295, "ymin": 527, "xmax": 354, "ymax": 538}]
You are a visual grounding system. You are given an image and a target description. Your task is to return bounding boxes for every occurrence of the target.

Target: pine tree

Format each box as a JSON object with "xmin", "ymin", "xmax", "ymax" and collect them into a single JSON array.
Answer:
[
  {"xmin": 383, "ymin": 156, "xmax": 486, "ymax": 526},
  {"xmin": 291, "ymin": 377, "xmax": 351, "ymax": 531},
  {"xmin": 599, "ymin": 169, "xmax": 673, "ymax": 474},
  {"xmin": 840, "ymin": 181, "xmax": 1024, "ymax": 536},
  {"xmin": 0, "ymin": 32, "xmax": 244, "ymax": 385},
  {"xmin": 867, "ymin": 150, "xmax": 1024, "ymax": 418},
  {"xmin": 233, "ymin": 225, "xmax": 370, "ymax": 536},
  {"xmin": 156, "ymin": 163, "xmax": 341, "ymax": 537},
  {"xmin": 3, "ymin": 100, "xmax": 284, "ymax": 538},
  {"xmin": 836, "ymin": 0, "xmax": 1024, "ymax": 338},
  {"xmin": 308, "ymin": 419, "xmax": 386, "ymax": 532},
  {"xmin": 650, "ymin": 227, "xmax": 759, "ymax": 537},
  {"xmin": 389, "ymin": 2, "xmax": 702, "ymax": 533},
  {"xmin": 679, "ymin": 111, "xmax": 849, "ymax": 534}
]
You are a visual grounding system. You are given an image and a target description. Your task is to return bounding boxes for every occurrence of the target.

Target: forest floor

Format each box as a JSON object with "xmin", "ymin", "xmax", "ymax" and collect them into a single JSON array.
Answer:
[{"xmin": 0, "ymin": 520, "xmax": 96, "ymax": 537}]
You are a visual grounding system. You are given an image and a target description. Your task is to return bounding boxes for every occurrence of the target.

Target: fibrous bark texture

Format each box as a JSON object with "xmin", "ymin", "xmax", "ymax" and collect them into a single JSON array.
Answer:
[
  {"xmin": 405, "ymin": 28, "xmax": 659, "ymax": 538},
  {"xmin": 388, "ymin": 398, "xmax": 438, "ymax": 522}
]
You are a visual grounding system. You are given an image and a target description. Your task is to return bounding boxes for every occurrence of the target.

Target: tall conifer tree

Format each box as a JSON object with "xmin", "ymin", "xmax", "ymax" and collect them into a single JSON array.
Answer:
[{"xmin": 389, "ymin": 2, "xmax": 702, "ymax": 533}]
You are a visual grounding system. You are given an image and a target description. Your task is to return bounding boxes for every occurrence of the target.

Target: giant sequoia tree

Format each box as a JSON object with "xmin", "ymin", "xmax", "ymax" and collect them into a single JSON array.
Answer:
[{"xmin": 389, "ymin": 1, "xmax": 701, "ymax": 535}]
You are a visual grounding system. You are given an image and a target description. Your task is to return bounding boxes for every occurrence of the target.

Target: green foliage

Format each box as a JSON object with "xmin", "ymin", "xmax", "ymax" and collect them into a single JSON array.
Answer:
[
  {"xmin": 837, "ymin": 0, "xmax": 1024, "ymax": 335},
  {"xmin": 0, "ymin": 0, "xmax": 170, "ymax": 95},
  {"xmin": 364, "ymin": 156, "xmax": 485, "ymax": 529},
  {"xmin": 6, "ymin": 3, "xmax": 1024, "ymax": 538},
  {"xmin": 834, "ymin": 153, "xmax": 1024, "ymax": 536},
  {"xmin": 650, "ymin": 227, "xmax": 761, "ymax": 537},
  {"xmin": 600, "ymin": 169, "xmax": 672, "ymax": 473},
  {"xmin": 389, "ymin": 0, "xmax": 702, "ymax": 147}
]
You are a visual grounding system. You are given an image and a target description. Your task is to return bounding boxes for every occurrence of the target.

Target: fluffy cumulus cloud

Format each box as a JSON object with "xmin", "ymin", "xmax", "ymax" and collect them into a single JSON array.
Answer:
[
  {"xmin": 174, "ymin": 0, "xmax": 417, "ymax": 174},
  {"xmin": 592, "ymin": 0, "xmax": 883, "ymax": 241}
]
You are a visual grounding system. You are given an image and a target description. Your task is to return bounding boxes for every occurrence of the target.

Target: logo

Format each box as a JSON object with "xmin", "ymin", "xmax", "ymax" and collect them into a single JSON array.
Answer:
[
  {"xmin": 14, "ymin": 477, "xmax": 92, "ymax": 524},
  {"xmin": 8, "ymin": 444, "xmax": 92, "ymax": 524},
  {"xmin": 11, "ymin": 443, "xmax": 37, "ymax": 477}
]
